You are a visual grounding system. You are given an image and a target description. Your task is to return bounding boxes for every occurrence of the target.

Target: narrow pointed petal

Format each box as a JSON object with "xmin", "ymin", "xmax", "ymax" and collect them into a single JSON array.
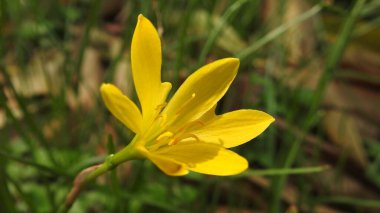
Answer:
[
  {"xmin": 131, "ymin": 14, "xmax": 162, "ymax": 121},
  {"xmin": 145, "ymin": 152, "xmax": 189, "ymax": 176},
  {"xmin": 192, "ymin": 110, "xmax": 275, "ymax": 148},
  {"xmin": 100, "ymin": 84, "xmax": 143, "ymax": 133},
  {"xmin": 164, "ymin": 58, "xmax": 239, "ymax": 128},
  {"xmin": 154, "ymin": 142, "xmax": 248, "ymax": 176}
]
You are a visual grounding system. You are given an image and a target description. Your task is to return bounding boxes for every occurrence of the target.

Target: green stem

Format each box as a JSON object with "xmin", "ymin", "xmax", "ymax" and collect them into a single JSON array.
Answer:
[
  {"xmin": 84, "ymin": 145, "xmax": 142, "ymax": 182},
  {"xmin": 238, "ymin": 165, "xmax": 330, "ymax": 177},
  {"xmin": 318, "ymin": 196, "xmax": 380, "ymax": 209},
  {"xmin": 58, "ymin": 138, "xmax": 142, "ymax": 213},
  {"xmin": 0, "ymin": 155, "xmax": 17, "ymax": 213}
]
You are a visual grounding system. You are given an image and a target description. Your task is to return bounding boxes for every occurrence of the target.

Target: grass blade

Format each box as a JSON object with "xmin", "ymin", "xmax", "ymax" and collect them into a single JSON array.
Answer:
[
  {"xmin": 270, "ymin": 1, "xmax": 368, "ymax": 212},
  {"xmin": 237, "ymin": 4, "xmax": 321, "ymax": 62}
]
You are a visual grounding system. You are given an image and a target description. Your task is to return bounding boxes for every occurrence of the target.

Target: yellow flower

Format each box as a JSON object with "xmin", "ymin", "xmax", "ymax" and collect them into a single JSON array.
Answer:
[{"xmin": 100, "ymin": 14, "xmax": 274, "ymax": 176}]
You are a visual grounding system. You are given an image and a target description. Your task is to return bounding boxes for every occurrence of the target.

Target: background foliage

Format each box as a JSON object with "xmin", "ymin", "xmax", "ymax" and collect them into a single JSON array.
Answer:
[{"xmin": 1, "ymin": 0, "xmax": 380, "ymax": 212}]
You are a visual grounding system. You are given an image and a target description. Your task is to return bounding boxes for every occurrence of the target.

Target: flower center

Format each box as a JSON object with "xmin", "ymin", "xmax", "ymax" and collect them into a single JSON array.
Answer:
[
  {"xmin": 143, "ymin": 92, "xmax": 206, "ymax": 151},
  {"xmin": 148, "ymin": 119, "xmax": 204, "ymax": 152}
]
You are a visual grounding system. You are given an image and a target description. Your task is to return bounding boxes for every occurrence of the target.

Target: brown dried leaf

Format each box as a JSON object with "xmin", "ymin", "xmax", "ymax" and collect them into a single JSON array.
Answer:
[
  {"xmin": 9, "ymin": 50, "xmax": 64, "ymax": 97},
  {"xmin": 78, "ymin": 47, "xmax": 103, "ymax": 110},
  {"xmin": 283, "ymin": 0, "xmax": 317, "ymax": 64},
  {"xmin": 323, "ymin": 84, "xmax": 368, "ymax": 167}
]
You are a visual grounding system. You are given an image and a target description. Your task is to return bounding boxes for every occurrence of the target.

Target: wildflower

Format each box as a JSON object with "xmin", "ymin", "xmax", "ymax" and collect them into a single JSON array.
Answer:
[{"xmin": 100, "ymin": 14, "xmax": 274, "ymax": 176}]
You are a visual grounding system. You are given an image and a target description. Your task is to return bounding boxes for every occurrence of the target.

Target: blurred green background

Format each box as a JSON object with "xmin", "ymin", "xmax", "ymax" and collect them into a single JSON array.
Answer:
[{"xmin": 1, "ymin": 0, "xmax": 380, "ymax": 212}]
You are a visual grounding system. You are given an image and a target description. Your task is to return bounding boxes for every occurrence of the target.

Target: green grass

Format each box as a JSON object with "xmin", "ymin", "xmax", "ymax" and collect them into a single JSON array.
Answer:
[{"xmin": 1, "ymin": 0, "xmax": 380, "ymax": 212}]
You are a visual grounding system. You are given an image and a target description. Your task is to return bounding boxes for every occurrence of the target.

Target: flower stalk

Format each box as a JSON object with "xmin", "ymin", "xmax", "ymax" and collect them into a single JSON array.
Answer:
[{"xmin": 58, "ymin": 140, "xmax": 141, "ymax": 213}]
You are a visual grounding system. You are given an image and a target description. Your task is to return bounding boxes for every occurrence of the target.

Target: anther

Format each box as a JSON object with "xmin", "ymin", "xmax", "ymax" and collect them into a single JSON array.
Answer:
[
  {"xmin": 155, "ymin": 113, "xmax": 168, "ymax": 127},
  {"xmin": 168, "ymin": 138, "xmax": 179, "ymax": 146},
  {"xmin": 155, "ymin": 102, "xmax": 167, "ymax": 111},
  {"xmin": 149, "ymin": 131, "xmax": 173, "ymax": 152},
  {"xmin": 181, "ymin": 134, "xmax": 200, "ymax": 142},
  {"xmin": 160, "ymin": 114, "xmax": 167, "ymax": 127},
  {"xmin": 156, "ymin": 131, "xmax": 173, "ymax": 142}
]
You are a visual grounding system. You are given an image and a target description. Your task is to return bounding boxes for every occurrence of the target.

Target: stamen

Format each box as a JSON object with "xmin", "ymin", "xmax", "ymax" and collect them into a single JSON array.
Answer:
[
  {"xmin": 155, "ymin": 102, "xmax": 167, "ymax": 112},
  {"xmin": 168, "ymin": 138, "xmax": 179, "ymax": 145},
  {"xmin": 160, "ymin": 113, "xmax": 167, "ymax": 127},
  {"xmin": 156, "ymin": 131, "xmax": 173, "ymax": 142},
  {"xmin": 155, "ymin": 113, "xmax": 168, "ymax": 127},
  {"xmin": 149, "ymin": 131, "xmax": 173, "ymax": 152},
  {"xmin": 181, "ymin": 134, "xmax": 200, "ymax": 142},
  {"xmin": 150, "ymin": 118, "xmax": 205, "ymax": 150},
  {"xmin": 192, "ymin": 120, "xmax": 205, "ymax": 128},
  {"xmin": 176, "ymin": 93, "xmax": 196, "ymax": 115},
  {"xmin": 166, "ymin": 120, "xmax": 205, "ymax": 146},
  {"xmin": 176, "ymin": 119, "xmax": 204, "ymax": 133}
]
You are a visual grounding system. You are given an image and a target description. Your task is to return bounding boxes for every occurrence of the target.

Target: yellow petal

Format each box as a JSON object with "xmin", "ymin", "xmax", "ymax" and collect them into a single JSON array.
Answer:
[
  {"xmin": 100, "ymin": 83, "xmax": 142, "ymax": 133},
  {"xmin": 144, "ymin": 152, "xmax": 189, "ymax": 176},
  {"xmin": 131, "ymin": 14, "xmax": 162, "ymax": 122},
  {"xmin": 192, "ymin": 110, "xmax": 275, "ymax": 148},
  {"xmin": 164, "ymin": 58, "xmax": 239, "ymax": 128},
  {"xmin": 154, "ymin": 142, "xmax": 248, "ymax": 176}
]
